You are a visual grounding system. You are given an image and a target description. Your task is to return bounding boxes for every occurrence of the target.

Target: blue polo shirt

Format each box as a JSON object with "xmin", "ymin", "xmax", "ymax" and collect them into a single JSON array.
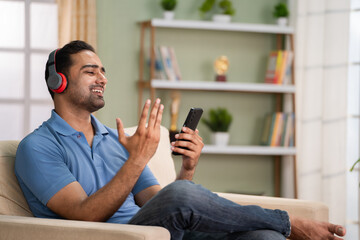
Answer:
[{"xmin": 15, "ymin": 110, "xmax": 159, "ymax": 224}]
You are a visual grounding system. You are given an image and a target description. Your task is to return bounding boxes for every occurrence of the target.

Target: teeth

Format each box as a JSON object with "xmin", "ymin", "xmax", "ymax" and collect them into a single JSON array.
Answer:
[{"xmin": 92, "ymin": 89, "xmax": 103, "ymax": 93}]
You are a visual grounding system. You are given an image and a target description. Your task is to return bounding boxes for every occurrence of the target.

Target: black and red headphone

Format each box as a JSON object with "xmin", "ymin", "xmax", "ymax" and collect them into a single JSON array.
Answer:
[{"xmin": 46, "ymin": 49, "xmax": 67, "ymax": 93}]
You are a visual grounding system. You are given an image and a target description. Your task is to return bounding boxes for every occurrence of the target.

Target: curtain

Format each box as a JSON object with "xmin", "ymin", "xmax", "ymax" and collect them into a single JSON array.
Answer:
[
  {"xmin": 295, "ymin": 1, "xmax": 359, "ymax": 233},
  {"xmin": 57, "ymin": 0, "xmax": 97, "ymax": 49}
]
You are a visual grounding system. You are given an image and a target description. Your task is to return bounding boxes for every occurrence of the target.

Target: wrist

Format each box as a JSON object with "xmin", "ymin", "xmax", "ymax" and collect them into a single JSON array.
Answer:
[
  {"xmin": 177, "ymin": 166, "xmax": 196, "ymax": 181},
  {"xmin": 126, "ymin": 155, "xmax": 149, "ymax": 169}
]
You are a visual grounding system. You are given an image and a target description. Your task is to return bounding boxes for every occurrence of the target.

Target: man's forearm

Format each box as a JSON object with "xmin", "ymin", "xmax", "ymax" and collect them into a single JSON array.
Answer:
[{"xmin": 59, "ymin": 157, "xmax": 148, "ymax": 222}]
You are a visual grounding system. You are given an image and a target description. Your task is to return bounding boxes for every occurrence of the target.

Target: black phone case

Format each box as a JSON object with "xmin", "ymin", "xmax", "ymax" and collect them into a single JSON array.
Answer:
[{"xmin": 172, "ymin": 108, "xmax": 203, "ymax": 155}]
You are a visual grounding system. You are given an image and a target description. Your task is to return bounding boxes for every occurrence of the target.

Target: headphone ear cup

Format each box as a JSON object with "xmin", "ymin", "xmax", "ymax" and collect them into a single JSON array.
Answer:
[
  {"xmin": 55, "ymin": 73, "xmax": 68, "ymax": 93},
  {"xmin": 47, "ymin": 72, "xmax": 67, "ymax": 93}
]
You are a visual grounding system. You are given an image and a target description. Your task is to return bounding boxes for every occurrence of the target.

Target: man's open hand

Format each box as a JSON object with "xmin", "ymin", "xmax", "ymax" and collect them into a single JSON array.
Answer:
[{"xmin": 116, "ymin": 98, "xmax": 164, "ymax": 166}]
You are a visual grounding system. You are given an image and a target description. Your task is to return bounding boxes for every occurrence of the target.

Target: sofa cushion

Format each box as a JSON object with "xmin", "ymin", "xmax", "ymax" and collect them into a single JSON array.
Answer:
[{"xmin": 0, "ymin": 141, "xmax": 33, "ymax": 216}]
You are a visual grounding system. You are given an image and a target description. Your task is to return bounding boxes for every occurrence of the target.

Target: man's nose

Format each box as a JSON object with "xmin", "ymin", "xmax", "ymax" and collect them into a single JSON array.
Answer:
[{"xmin": 96, "ymin": 72, "xmax": 107, "ymax": 85}]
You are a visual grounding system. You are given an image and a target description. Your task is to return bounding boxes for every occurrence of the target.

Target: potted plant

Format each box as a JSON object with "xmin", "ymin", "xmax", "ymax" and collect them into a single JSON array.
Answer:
[
  {"xmin": 202, "ymin": 108, "xmax": 233, "ymax": 146},
  {"xmin": 273, "ymin": 2, "xmax": 289, "ymax": 26},
  {"xmin": 161, "ymin": 0, "xmax": 177, "ymax": 20},
  {"xmin": 199, "ymin": 0, "xmax": 235, "ymax": 23}
]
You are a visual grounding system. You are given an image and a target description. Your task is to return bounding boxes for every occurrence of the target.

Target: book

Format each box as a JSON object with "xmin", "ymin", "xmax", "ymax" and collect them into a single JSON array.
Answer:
[
  {"xmin": 154, "ymin": 46, "xmax": 167, "ymax": 80},
  {"xmin": 168, "ymin": 47, "xmax": 182, "ymax": 81},
  {"xmin": 159, "ymin": 46, "xmax": 177, "ymax": 81},
  {"xmin": 280, "ymin": 113, "xmax": 289, "ymax": 146},
  {"xmin": 277, "ymin": 51, "xmax": 288, "ymax": 85},
  {"xmin": 283, "ymin": 51, "xmax": 293, "ymax": 85},
  {"xmin": 275, "ymin": 112, "xmax": 285, "ymax": 146},
  {"xmin": 147, "ymin": 46, "xmax": 166, "ymax": 80},
  {"xmin": 260, "ymin": 113, "xmax": 273, "ymax": 145},
  {"xmin": 274, "ymin": 51, "xmax": 283, "ymax": 84},
  {"xmin": 283, "ymin": 113, "xmax": 295, "ymax": 147},
  {"xmin": 264, "ymin": 50, "xmax": 294, "ymax": 85},
  {"xmin": 264, "ymin": 51, "xmax": 279, "ymax": 83}
]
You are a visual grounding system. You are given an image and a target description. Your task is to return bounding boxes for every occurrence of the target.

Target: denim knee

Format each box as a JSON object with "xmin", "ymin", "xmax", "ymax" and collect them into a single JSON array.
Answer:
[
  {"xmin": 154, "ymin": 180, "xmax": 205, "ymax": 212},
  {"xmin": 159, "ymin": 180, "xmax": 195, "ymax": 202}
]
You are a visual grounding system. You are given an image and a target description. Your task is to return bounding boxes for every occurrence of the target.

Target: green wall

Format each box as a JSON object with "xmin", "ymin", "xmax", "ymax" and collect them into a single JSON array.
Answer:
[{"xmin": 96, "ymin": 0, "xmax": 284, "ymax": 196}]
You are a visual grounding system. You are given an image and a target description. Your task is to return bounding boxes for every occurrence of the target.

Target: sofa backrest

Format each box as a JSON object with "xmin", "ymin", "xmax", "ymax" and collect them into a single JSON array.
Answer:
[
  {"xmin": 0, "ymin": 141, "xmax": 33, "ymax": 216},
  {"xmin": 0, "ymin": 125, "xmax": 176, "ymax": 216}
]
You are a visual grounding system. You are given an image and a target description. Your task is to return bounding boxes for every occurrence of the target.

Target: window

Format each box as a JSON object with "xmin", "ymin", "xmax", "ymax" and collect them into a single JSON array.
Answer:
[{"xmin": 0, "ymin": 0, "xmax": 57, "ymax": 140}]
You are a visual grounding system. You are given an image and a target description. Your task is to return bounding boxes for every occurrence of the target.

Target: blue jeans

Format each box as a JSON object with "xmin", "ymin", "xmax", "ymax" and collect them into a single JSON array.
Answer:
[{"xmin": 129, "ymin": 180, "xmax": 290, "ymax": 240}]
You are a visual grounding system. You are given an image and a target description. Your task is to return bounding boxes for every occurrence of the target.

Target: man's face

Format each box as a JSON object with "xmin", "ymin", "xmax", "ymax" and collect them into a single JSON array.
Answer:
[{"xmin": 65, "ymin": 50, "xmax": 107, "ymax": 113}]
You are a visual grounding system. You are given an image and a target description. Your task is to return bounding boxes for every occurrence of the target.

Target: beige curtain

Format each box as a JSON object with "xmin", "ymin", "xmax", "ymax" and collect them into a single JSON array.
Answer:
[{"xmin": 57, "ymin": 0, "xmax": 97, "ymax": 50}]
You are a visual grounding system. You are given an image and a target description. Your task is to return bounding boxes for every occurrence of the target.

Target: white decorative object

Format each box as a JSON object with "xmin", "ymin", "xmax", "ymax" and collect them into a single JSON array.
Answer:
[
  {"xmin": 276, "ymin": 17, "xmax": 288, "ymax": 26},
  {"xmin": 163, "ymin": 11, "xmax": 174, "ymax": 20},
  {"xmin": 211, "ymin": 132, "xmax": 230, "ymax": 146},
  {"xmin": 212, "ymin": 14, "xmax": 231, "ymax": 23}
]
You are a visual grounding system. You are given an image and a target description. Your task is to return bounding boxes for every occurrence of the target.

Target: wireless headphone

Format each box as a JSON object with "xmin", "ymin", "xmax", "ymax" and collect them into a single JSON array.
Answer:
[{"xmin": 46, "ymin": 49, "xmax": 67, "ymax": 93}]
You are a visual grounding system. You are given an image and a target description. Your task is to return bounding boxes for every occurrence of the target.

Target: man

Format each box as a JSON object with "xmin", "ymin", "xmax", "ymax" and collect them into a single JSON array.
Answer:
[{"xmin": 15, "ymin": 40, "xmax": 346, "ymax": 240}]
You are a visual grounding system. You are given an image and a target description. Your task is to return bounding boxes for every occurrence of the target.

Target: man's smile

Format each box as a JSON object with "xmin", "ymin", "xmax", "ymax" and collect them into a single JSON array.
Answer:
[{"xmin": 91, "ymin": 87, "xmax": 104, "ymax": 97}]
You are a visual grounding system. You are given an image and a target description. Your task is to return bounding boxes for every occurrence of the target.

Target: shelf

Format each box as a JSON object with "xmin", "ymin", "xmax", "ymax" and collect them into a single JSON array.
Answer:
[
  {"xmin": 151, "ymin": 80, "xmax": 296, "ymax": 93},
  {"xmin": 202, "ymin": 145, "xmax": 296, "ymax": 156},
  {"xmin": 148, "ymin": 19, "xmax": 294, "ymax": 34}
]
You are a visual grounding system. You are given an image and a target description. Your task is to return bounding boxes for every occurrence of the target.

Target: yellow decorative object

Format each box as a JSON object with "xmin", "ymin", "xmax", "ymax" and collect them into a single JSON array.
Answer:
[{"xmin": 214, "ymin": 56, "xmax": 229, "ymax": 81}]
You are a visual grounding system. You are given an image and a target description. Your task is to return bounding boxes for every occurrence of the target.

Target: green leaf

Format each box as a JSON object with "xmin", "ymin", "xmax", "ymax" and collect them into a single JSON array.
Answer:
[
  {"xmin": 199, "ymin": 0, "xmax": 216, "ymax": 13},
  {"xmin": 161, "ymin": 0, "xmax": 177, "ymax": 11},
  {"xmin": 202, "ymin": 107, "xmax": 232, "ymax": 132},
  {"xmin": 273, "ymin": 3, "xmax": 289, "ymax": 18},
  {"xmin": 350, "ymin": 158, "xmax": 360, "ymax": 172}
]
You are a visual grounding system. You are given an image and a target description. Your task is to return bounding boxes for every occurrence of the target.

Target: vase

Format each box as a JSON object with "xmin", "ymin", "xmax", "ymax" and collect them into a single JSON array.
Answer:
[
  {"xmin": 163, "ymin": 11, "xmax": 174, "ymax": 20},
  {"xmin": 212, "ymin": 14, "xmax": 231, "ymax": 23},
  {"xmin": 276, "ymin": 17, "xmax": 288, "ymax": 26},
  {"xmin": 211, "ymin": 132, "xmax": 230, "ymax": 146}
]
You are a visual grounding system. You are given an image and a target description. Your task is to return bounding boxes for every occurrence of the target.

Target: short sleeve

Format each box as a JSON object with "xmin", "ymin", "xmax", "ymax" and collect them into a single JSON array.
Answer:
[
  {"xmin": 15, "ymin": 135, "xmax": 76, "ymax": 205},
  {"xmin": 132, "ymin": 165, "xmax": 159, "ymax": 195}
]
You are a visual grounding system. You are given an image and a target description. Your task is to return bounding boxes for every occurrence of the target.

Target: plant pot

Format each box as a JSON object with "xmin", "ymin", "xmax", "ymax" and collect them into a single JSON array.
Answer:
[
  {"xmin": 212, "ymin": 14, "xmax": 231, "ymax": 23},
  {"xmin": 163, "ymin": 11, "xmax": 174, "ymax": 20},
  {"xmin": 276, "ymin": 17, "xmax": 288, "ymax": 26},
  {"xmin": 211, "ymin": 132, "xmax": 230, "ymax": 146}
]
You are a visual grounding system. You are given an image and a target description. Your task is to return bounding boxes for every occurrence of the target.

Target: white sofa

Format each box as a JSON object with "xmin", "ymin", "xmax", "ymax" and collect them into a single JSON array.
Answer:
[{"xmin": 0, "ymin": 126, "xmax": 328, "ymax": 239}]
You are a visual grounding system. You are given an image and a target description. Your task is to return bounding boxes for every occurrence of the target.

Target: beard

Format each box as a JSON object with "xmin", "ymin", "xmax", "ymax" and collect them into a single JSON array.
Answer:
[{"xmin": 66, "ymin": 84, "xmax": 105, "ymax": 113}]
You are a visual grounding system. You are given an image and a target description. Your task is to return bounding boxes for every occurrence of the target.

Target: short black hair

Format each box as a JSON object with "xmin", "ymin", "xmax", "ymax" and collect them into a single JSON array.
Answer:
[{"xmin": 45, "ymin": 40, "xmax": 96, "ymax": 99}]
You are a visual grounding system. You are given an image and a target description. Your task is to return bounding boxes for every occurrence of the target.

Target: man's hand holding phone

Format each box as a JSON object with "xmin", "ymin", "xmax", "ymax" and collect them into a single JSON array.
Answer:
[{"xmin": 171, "ymin": 108, "xmax": 204, "ymax": 180}]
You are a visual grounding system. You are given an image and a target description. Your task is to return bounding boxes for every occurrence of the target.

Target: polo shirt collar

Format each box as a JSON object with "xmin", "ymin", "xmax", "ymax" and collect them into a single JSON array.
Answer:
[
  {"xmin": 91, "ymin": 114, "xmax": 108, "ymax": 136},
  {"xmin": 49, "ymin": 110, "xmax": 108, "ymax": 136}
]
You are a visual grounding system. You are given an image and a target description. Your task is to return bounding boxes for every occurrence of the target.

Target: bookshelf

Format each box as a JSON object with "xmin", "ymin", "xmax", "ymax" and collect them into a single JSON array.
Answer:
[
  {"xmin": 138, "ymin": 19, "xmax": 297, "ymax": 198},
  {"xmin": 151, "ymin": 80, "xmax": 296, "ymax": 93},
  {"xmin": 202, "ymin": 145, "xmax": 296, "ymax": 156}
]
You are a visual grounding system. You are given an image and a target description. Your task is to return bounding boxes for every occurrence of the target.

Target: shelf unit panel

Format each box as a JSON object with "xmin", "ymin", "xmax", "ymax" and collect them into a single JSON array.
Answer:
[
  {"xmin": 202, "ymin": 145, "xmax": 296, "ymax": 156},
  {"xmin": 150, "ymin": 19, "xmax": 294, "ymax": 34},
  {"xmin": 151, "ymin": 80, "xmax": 296, "ymax": 93}
]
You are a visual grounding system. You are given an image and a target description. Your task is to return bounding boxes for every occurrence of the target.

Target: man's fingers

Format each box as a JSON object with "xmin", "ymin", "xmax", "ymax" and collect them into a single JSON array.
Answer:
[
  {"xmin": 148, "ymin": 98, "xmax": 161, "ymax": 128},
  {"xmin": 138, "ymin": 99, "xmax": 151, "ymax": 129},
  {"xmin": 155, "ymin": 104, "xmax": 164, "ymax": 129},
  {"xmin": 116, "ymin": 118, "xmax": 127, "ymax": 144},
  {"xmin": 328, "ymin": 224, "xmax": 346, "ymax": 236}
]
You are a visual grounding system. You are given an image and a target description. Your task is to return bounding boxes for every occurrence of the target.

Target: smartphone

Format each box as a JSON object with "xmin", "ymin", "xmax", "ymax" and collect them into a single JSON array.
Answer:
[{"xmin": 172, "ymin": 108, "xmax": 203, "ymax": 155}]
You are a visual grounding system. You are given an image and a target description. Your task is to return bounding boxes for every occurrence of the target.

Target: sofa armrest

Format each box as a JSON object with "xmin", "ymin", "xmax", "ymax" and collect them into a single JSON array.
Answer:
[
  {"xmin": 0, "ymin": 215, "xmax": 170, "ymax": 240},
  {"xmin": 217, "ymin": 193, "xmax": 329, "ymax": 222}
]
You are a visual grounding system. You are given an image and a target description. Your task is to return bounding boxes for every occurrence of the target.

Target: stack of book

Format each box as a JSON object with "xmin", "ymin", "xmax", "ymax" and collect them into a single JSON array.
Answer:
[
  {"xmin": 149, "ymin": 46, "xmax": 182, "ymax": 81},
  {"xmin": 260, "ymin": 112, "xmax": 295, "ymax": 147},
  {"xmin": 264, "ymin": 50, "xmax": 293, "ymax": 85}
]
